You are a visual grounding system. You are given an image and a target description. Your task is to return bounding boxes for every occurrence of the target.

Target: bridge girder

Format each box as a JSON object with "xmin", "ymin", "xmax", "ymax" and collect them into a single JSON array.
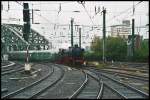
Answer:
[{"xmin": 1, "ymin": 24, "xmax": 50, "ymax": 54}]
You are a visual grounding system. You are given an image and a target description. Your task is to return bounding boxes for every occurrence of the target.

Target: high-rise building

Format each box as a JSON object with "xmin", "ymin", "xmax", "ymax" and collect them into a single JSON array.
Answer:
[{"xmin": 111, "ymin": 20, "xmax": 131, "ymax": 39}]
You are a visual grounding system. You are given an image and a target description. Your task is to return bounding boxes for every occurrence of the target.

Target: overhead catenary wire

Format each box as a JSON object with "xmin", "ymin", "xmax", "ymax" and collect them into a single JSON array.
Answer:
[
  {"xmin": 15, "ymin": 1, "xmax": 55, "ymax": 25},
  {"xmin": 2, "ymin": 6, "xmax": 147, "ymax": 15},
  {"xmin": 6, "ymin": 1, "xmax": 145, "ymax": 27},
  {"xmin": 3, "ymin": 1, "xmax": 146, "ymax": 16},
  {"xmin": 94, "ymin": 1, "xmax": 144, "ymax": 32},
  {"xmin": 80, "ymin": 2, "xmax": 95, "ymax": 25},
  {"xmin": 3, "ymin": 2, "xmax": 147, "ymax": 36},
  {"xmin": 121, "ymin": 1, "xmax": 143, "ymax": 20},
  {"xmin": 106, "ymin": 1, "xmax": 143, "ymax": 24},
  {"xmin": 32, "ymin": 1, "xmax": 74, "ymax": 5}
]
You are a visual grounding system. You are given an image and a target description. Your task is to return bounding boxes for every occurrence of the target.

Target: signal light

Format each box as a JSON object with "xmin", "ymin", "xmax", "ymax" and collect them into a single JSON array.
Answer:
[
  {"xmin": 23, "ymin": 9, "xmax": 30, "ymax": 22},
  {"xmin": 23, "ymin": 3, "xmax": 30, "ymax": 22}
]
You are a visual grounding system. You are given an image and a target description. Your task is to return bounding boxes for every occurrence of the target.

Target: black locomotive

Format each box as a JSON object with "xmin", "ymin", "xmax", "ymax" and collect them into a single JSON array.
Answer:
[{"xmin": 56, "ymin": 44, "xmax": 85, "ymax": 65}]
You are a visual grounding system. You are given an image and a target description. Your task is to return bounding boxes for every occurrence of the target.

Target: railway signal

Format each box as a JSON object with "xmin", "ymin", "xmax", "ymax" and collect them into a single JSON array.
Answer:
[
  {"xmin": 23, "ymin": 3, "xmax": 30, "ymax": 41},
  {"xmin": 23, "ymin": 3, "xmax": 31, "ymax": 72},
  {"xmin": 23, "ymin": 3, "xmax": 30, "ymax": 22}
]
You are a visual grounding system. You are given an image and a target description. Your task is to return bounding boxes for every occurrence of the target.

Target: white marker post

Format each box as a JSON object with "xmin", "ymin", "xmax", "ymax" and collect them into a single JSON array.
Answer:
[{"xmin": 25, "ymin": 45, "xmax": 31, "ymax": 72}]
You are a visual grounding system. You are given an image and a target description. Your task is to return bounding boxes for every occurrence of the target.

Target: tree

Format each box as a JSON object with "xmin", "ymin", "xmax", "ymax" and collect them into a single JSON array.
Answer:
[
  {"xmin": 91, "ymin": 36, "xmax": 102, "ymax": 53},
  {"xmin": 134, "ymin": 39, "xmax": 149, "ymax": 62},
  {"xmin": 85, "ymin": 36, "xmax": 148, "ymax": 62},
  {"xmin": 106, "ymin": 36, "xmax": 127, "ymax": 61},
  {"xmin": 89, "ymin": 36, "xmax": 127, "ymax": 61}
]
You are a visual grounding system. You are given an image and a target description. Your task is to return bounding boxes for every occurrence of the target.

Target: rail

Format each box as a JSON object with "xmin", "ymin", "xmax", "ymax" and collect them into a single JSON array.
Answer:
[
  {"xmin": 2, "ymin": 64, "xmax": 54, "ymax": 99},
  {"xmin": 30, "ymin": 64, "xmax": 65, "ymax": 99},
  {"xmin": 99, "ymin": 72, "xmax": 149, "ymax": 99},
  {"xmin": 68, "ymin": 70, "xmax": 88, "ymax": 99}
]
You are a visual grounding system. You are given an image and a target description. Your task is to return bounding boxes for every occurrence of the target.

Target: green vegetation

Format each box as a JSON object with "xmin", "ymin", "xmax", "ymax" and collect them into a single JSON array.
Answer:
[
  {"xmin": 84, "ymin": 36, "xmax": 149, "ymax": 62},
  {"xmin": 133, "ymin": 39, "xmax": 149, "ymax": 62},
  {"xmin": 105, "ymin": 36, "xmax": 127, "ymax": 61}
]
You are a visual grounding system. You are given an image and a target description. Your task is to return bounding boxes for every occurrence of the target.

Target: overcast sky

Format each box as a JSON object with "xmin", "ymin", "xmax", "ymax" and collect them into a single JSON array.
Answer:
[{"xmin": 1, "ymin": 1, "xmax": 149, "ymax": 51}]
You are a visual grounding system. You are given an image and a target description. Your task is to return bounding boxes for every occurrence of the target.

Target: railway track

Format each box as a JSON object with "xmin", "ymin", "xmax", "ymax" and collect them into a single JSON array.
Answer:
[
  {"xmin": 2, "ymin": 61, "xmax": 15, "ymax": 68},
  {"xmin": 69, "ymin": 70, "xmax": 103, "ymax": 99},
  {"xmin": 1, "ymin": 62, "xmax": 33, "ymax": 75},
  {"xmin": 101, "ymin": 83, "xmax": 123, "ymax": 99},
  {"xmin": 2, "ymin": 61, "xmax": 11, "ymax": 66},
  {"xmin": 2, "ymin": 67, "xmax": 24, "ymax": 75},
  {"xmin": 1, "ymin": 63, "xmax": 52, "ymax": 98},
  {"xmin": 86, "ymin": 66, "xmax": 149, "ymax": 82},
  {"xmin": 116, "ymin": 62, "xmax": 149, "ymax": 70},
  {"xmin": 33, "ymin": 64, "xmax": 86, "ymax": 99},
  {"xmin": 29, "ymin": 64, "xmax": 65, "ymax": 99},
  {"xmin": 88, "ymin": 68, "xmax": 149, "ymax": 99},
  {"xmin": 2, "ymin": 61, "xmax": 17, "ymax": 72},
  {"xmin": 94, "ymin": 69, "xmax": 149, "ymax": 93},
  {"xmin": 100, "ymin": 69, "xmax": 149, "ymax": 81},
  {"xmin": 105, "ymin": 62, "xmax": 148, "ymax": 71},
  {"xmin": 69, "ymin": 67, "xmax": 125, "ymax": 99},
  {"xmin": 2, "ymin": 63, "xmax": 64, "ymax": 99},
  {"xmin": 104, "ymin": 66, "xmax": 148, "ymax": 73},
  {"xmin": 2, "ymin": 62, "xmax": 148, "ymax": 99}
]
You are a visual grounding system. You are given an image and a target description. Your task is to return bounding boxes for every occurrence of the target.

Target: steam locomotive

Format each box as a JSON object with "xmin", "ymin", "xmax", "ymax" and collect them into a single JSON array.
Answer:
[{"xmin": 56, "ymin": 44, "xmax": 85, "ymax": 65}]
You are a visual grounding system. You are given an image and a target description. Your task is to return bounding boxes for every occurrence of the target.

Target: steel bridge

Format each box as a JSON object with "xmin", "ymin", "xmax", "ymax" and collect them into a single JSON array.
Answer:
[{"xmin": 1, "ymin": 23, "xmax": 51, "ymax": 55}]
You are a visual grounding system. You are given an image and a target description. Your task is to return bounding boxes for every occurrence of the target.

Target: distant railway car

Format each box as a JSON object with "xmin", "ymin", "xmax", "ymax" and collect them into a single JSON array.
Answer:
[
  {"xmin": 8, "ymin": 50, "xmax": 56, "ymax": 62},
  {"xmin": 56, "ymin": 44, "xmax": 85, "ymax": 65}
]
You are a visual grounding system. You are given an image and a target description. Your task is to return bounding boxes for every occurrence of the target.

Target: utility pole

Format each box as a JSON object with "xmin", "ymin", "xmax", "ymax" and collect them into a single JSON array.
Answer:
[
  {"xmin": 131, "ymin": 18, "xmax": 135, "ymax": 57},
  {"xmin": 71, "ymin": 18, "xmax": 74, "ymax": 47},
  {"xmin": 102, "ymin": 7, "xmax": 106, "ymax": 63},
  {"xmin": 131, "ymin": 1, "xmax": 135, "ymax": 58},
  {"xmin": 79, "ymin": 27, "xmax": 81, "ymax": 48}
]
